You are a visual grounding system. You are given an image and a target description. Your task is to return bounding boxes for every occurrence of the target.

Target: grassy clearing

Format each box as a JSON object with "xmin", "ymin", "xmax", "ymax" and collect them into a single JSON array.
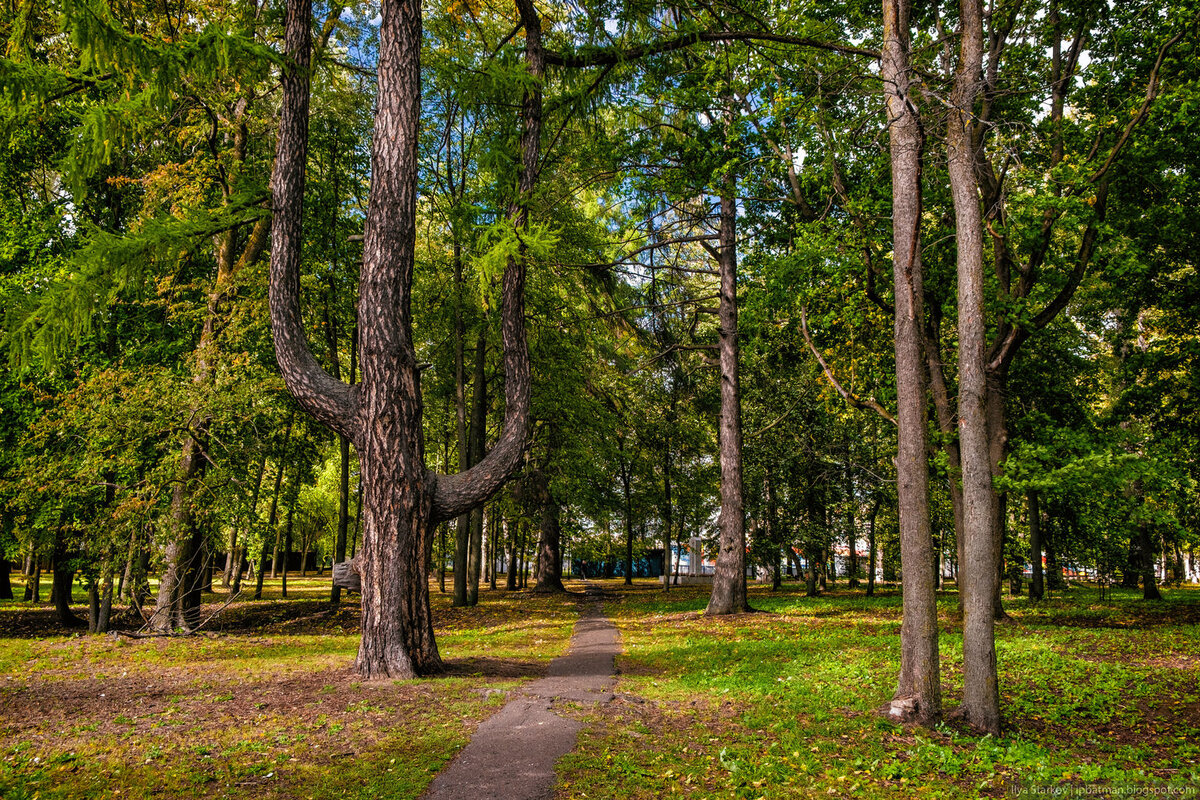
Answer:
[
  {"xmin": 558, "ymin": 580, "xmax": 1200, "ymax": 799},
  {"xmin": 4, "ymin": 576, "xmax": 1199, "ymax": 799},
  {"xmin": 0, "ymin": 577, "xmax": 582, "ymax": 800}
]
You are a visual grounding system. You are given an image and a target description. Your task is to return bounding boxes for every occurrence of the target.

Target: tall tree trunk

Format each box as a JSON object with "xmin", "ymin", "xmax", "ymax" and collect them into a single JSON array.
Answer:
[
  {"xmin": 867, "ymin": 495, "xmax": 881, "ymax": 597},
  {"xmin": 805, "ymin": 543, "xmax": 820, "ymax": 597},
  {"xmin": 331, "ymin": 432, "xmax": 353, "ymax": 605},
  {"xmin": 881, "ymin": 0, "xmax": 940, "ymax": 725},
  {"xmin": 88, "ymin": 577, "xmax": 100, "ymax": 633},
  {"xmin": 255, "ymin": 414, "xmax": 293, "ymax": 600},
  {"xmin": 467, "ymin": 502, "xmax": 486, "ymax": 603},
  {"xmin": 662, "ymin": 434, "xmax": 674, "ymax": 592},
  {"xmin": 948, "ymin": 0, "xmax": 1000, "ymax": 735},
  {"xmin": 465, "ymin": 327, "xmax": 488, "ymax": 606},
  {"xmin": 223, "ymin": 530, "xmax": 237, "ymax": 588},
  {"xmin": 97, "ymin": 565, "xmax": 114, "ymax": 633},
  {"xmin": 506, "ymin": 518, "xmax": 519, "ymax": 591},
  {"xmin": 52, "ymin": 528, "xmax": 83, "ymax": 628},
  {"xmin": 1028, "ymin": 489, "xmax": 1044, "ymax": 600},
  {"xmin": 844, "ymin": 454, "xmax": 858, "ymax": 588},
  {"xmin": 282, "ymin": 490, "xmax": 294, "ymax": 599},
  {"xmin": 986, "ymin": 374, "xmax": 1009, "ymax": 621},
  {"xmin": 451, "ymin": 240, "xmax": 472, "ymax": 607},
  {"xmin": 269, "ymin": 0, "xmax": 535, "ymax": 678},
  {"xmin": 129, "ymin": 536, "xmax": 151, "ymax": 611},
  {"xmin": 534, "ymin": 477, "xmax": 564, "ymax": 593},
  {"xmin": 149, "ymin": 81, "xmax": 270, "ymax": 633},
  {"xmin": 180, "ymin": 522, "xmax": 207, "ymax": 631},
  {"xmin": 151, "ymin": 436, "xmax": 209, "ymax": 632},
  {"xmin": 24, "ymin": 549, "xmax": 41, "ymax": 602},
  {"xmin": 1140, "ymin": 520, "xmax": 1163, "ymax": 600},
  {"xmin": 619, "ymin": 437, "xmax": 635, "ymax": 587},
  {"xmin": 489, "ymin": 507, "xmax": 499, "ymax": 590},
  {"xmin": 926, "ymin": 317, "xmax": 966, "ymax": 593},
  {"xmin": 706, "ymin": 156, "xmax": 749, "ymax": 616},
  {"xmin": 454, "ymin": 323, "xmax": 486, "ymax": 606},
  {"xmin": 766, "ymin": 470, "xmax": 782, "ymax": 591},
  {"xmin": 518, "ymin": 520, "xmax": 529, "ymax": 589}
]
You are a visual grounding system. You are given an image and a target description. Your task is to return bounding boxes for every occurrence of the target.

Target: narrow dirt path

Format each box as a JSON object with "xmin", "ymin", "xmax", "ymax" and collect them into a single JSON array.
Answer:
[{"xmin": 422, "ymin": 586, "xmax": 619, "ymax": 800}]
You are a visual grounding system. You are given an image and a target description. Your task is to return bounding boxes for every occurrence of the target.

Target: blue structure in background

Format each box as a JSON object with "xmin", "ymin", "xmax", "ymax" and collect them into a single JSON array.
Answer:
[{"xmin": 572, "ymin": 549, "xmax": 665, "ymax": 579}]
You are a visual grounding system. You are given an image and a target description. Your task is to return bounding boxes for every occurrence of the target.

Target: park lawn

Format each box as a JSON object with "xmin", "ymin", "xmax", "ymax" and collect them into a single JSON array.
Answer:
[
  {"xmin": 558, "ymin": 580, "xmax": 1200, "ymax": 799},
  {"xmin": 0, "ymin": 577, "xmax": 582, "ymax": 800}
]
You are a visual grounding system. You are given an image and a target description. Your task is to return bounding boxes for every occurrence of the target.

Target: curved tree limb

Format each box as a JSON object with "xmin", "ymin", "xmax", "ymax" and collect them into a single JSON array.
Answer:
[
  {"xmin": 431, "ymin": 0, "xmax": 543, "ymax": 522},
  {"xmin": 268, "ymin": 0, "xmax": 358, "ymax": 438}
]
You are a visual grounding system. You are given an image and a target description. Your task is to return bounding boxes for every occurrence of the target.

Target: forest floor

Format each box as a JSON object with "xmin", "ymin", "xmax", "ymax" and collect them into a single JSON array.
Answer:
[{"xmin": 1, "ymin": 577, "xmax": 1198, "ymax": 799}]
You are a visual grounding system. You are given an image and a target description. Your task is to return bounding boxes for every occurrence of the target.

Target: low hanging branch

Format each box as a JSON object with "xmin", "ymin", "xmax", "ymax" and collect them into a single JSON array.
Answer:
[{"xmin": 800, "ymin": 306, "xmax": 896, "ymax": 426}]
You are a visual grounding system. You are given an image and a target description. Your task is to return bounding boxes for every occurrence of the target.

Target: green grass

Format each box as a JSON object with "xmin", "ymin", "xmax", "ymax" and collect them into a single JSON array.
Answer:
[
  {"xmin": 0, "ymin": 577, "xmax": 581, "ymax": 800},
  {"xmin": 5, "ymin": 575, "xmax": 1200, "ymax": 799},
  {"xmin": 558, "ymin": 580, "xmax": 1200, "ymax": 799}
]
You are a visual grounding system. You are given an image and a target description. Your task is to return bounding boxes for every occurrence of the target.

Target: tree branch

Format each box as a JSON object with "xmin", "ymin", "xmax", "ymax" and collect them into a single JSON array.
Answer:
[
  {"xmin": 544, "ymin": 30, "xmax": 879, "ymax": 69},
  {"xmin": 431, "ymin": 0, "xmax": 542, "ymax": 522},
  {"xmin": 268, "ymin": 0, "xmax": 357, "ymax": 437},
  {"xmin": 800, "ymin": 307, "xmax": 896, "ymax": 426},
  {"xmin": 1088, "ymin": 24, "xmax": 1191, "ymax": 186}
]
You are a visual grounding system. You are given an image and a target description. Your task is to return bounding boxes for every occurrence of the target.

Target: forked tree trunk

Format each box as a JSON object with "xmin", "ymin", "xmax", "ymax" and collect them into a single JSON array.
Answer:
[
  {"xmin": 268, "ymin": 0, "xmax": 535, "ymax": 678},
  {"xmin": 881, "ymin": 0, "xmax": 940, "ymax": 726}
]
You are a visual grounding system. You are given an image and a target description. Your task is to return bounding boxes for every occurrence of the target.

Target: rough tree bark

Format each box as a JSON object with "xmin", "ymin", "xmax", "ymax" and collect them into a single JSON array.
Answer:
[
  {"xmin": 880, "ymin": 0, "xmax": 940, "ymax": 726},
  {"xmin": 533, "ymin": 472, "xmax": 564, "ymax": 593},
  {"xmin": 268, "ymin": 0, "xmax": 536, "ymax": 678},
  {"xmin": 946, "ymin": 0, "xmax": 1000, "ymax": 736},
  {"xmin": 705, "ymin": 165, "xmax": 750, "ymax": 616}
]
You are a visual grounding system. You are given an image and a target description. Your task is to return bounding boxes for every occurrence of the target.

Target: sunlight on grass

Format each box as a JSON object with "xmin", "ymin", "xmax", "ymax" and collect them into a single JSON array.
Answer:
[
  {"xmin": 559, "ymin": 580, "xmax": 1200, "ymax": 799},
  {"xmin": 0, "ymin": 579, "xmax": 581, "ymax": 800}
]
